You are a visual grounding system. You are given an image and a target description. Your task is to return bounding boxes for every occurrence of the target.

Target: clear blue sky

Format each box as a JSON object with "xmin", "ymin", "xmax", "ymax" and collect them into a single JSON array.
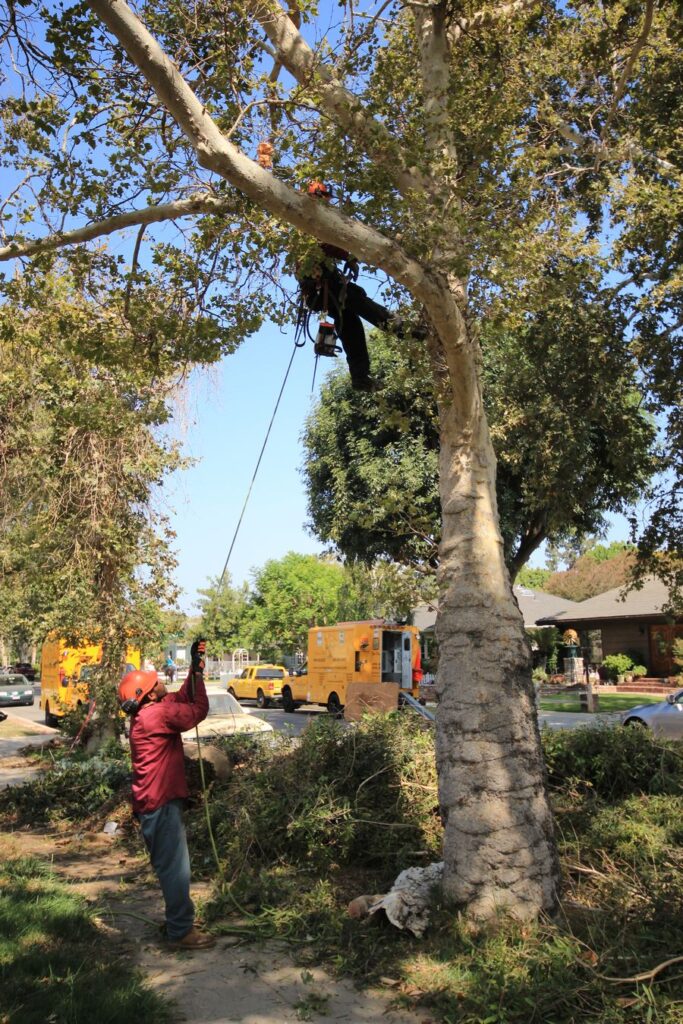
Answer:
[{"xmin": 163, "ymin": 321, "xmax": 329, "ymax": 613}]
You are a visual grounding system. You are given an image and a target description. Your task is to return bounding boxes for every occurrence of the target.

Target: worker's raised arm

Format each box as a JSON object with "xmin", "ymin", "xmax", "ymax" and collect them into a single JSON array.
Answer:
[
  {"xmin": 163, "ymin": 638, "xmax": 209, "ymax": 729},
  {"xmin": 163, "ymin": 672, "xmax": 209, "ymax": 731}
]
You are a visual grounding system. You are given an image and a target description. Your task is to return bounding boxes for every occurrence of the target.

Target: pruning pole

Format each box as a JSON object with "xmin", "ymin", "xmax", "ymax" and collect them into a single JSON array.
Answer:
[{"xmin": 189, "ymin": 649, "xmax": 223, "ymax": 877}]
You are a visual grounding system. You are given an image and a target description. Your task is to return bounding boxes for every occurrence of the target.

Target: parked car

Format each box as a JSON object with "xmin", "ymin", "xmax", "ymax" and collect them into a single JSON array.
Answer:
[
  {"xmin": 0, "ymin": 674, "xmax": 35, "ymax": 707},
  {"xmin": 182, "ymin": 691, "xmax": 274, "ymax": 741},
  {"xmin": 227, "ymin": 664, "xmax": 289, "ymax": 707},
  {"xmin": 622, "ymin": 689, "xmax": 683, "ymax": 738},
  {"xmin": 12, "ymin": 662, "xmax": 36, "ymax": 682}
]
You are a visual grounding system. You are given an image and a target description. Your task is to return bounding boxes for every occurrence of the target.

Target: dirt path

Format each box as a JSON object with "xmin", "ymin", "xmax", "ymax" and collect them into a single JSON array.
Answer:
[{"xmin": 0, "ymin": 757, "xmax": 427, "ymax": 1024}]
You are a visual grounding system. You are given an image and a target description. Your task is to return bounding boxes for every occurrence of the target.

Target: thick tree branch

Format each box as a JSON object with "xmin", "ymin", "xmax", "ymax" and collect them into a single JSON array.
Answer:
[
  {"xmin": 0, "ymin": 193, "xmax": 233, "ymax": 262},
  {"xmin": 447, "ymin": 0, "xmax": 540, "ymax": 45},
  {"xmin": 509, "ymin": 519, "xmax": 547, "ymax": 579},
  {"xmin": 416, "ymin": 2, "xmax": 457, "ymax": 166},
  {"xmin": 85, "ymin": 0, "xmax": 457, "ymax": 326},
  {"xmin": 609, "ymin": 0, "xmax": 655, "ymax": 123},
  {"xmin": 244, "ymin": 0, "xmax": 427, "ymax": 195}
]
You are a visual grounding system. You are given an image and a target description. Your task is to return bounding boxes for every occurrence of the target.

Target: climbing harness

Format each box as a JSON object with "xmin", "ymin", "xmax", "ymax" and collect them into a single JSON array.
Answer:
[{"xmin": 297, "ymin": 266, "xmax": 359, "ymax": 391}]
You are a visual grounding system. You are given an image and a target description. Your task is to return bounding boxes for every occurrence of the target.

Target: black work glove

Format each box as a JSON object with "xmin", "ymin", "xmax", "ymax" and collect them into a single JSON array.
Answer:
[
  {"xmin": 343, "ymin": 258, "xmax": 359, "ymax": 281},
  {"xmin": 190, "ymin": 638, "xmax": 206, "ymax": 675}
]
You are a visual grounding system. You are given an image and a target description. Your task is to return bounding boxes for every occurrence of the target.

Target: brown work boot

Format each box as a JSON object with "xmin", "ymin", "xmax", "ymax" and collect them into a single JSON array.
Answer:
[{"xmin": 167, "ymin": 927, "xmax": 216, "ymax": 950}]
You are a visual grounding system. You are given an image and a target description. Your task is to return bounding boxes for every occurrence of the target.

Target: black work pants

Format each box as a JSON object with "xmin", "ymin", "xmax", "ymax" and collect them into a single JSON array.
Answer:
[{"xmin": 301, "ymin": 269, "xmax": 391, "ymax": 381}]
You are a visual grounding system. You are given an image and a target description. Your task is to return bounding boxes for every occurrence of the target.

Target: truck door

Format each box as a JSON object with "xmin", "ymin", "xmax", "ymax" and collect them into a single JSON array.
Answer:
[{"xmin": 401, "ymin": 632, "xmax": 413, "ymax": 690}]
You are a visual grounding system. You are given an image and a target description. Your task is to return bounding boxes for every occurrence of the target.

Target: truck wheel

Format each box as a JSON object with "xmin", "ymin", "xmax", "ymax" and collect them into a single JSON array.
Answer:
[
  {"xmin": 44, "ymin": 702, "xmax": 56, "ymax": 728},
  {"xmin": 256, "ymin": 689, "xmax": 268, "ymax": 709},
  {"xmin": 282, "ymin": 686, "xmax": 297, "ymax": 713},
  {"xmin": 228, "ymin": 687, "xmax": 237, "ymax": 698},
  {"xmin": 327, "ymin": 692, "xmax": 343, "ymax": 716}
]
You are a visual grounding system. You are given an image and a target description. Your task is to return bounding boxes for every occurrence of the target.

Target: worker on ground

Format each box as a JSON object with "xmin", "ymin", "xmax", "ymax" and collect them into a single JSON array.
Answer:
[
  {"xmin": 300, "ymin": 181, "xmax": 426, "ymax": 391},
  {"xmin": 118, "ymin": 640, "xmax": 215, "ymax": 950}
]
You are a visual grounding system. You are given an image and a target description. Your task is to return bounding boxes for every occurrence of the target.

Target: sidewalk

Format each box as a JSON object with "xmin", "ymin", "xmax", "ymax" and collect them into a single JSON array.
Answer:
[{"xmin": 538, "ymin": 709, "xmax": 622, "ymax": 731}]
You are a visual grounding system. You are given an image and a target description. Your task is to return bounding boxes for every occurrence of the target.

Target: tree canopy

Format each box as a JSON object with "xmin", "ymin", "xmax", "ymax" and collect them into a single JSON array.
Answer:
[
  {"xmin": 241, "ymin": 552, "xmax": 348, "ymax": 660},
  {"xmin": 0, "ymin": 271, "xmax": 183, "ymax": 654},
  {"xmin": 302, "ymin": 291, "xmax": 657, "ymax": 578},
  {"xmin": 196, "ymin": 575, "xmax": 250, "ymax": 657}
]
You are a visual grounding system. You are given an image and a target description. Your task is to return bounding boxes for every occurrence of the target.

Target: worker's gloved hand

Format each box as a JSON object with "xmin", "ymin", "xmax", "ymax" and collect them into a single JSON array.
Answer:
[
  {"xmin": 190, "ymin": 638, "xmax": 206, "ymax": 675},
  {"xmin": 343, "ymin": 258, "xmax": 360, "ymax": 281}
]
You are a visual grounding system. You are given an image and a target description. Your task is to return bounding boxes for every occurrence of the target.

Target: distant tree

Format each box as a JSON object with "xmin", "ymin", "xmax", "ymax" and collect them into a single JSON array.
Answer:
[
  {"xmin": 243, "ymin": 553, "xmax": 348, "ymax": 661},
  {"xmin": 304, "ymin": 290, "xmax": 656, "ymax": 578},
  {"xmin": 544, "ymin": 549, "xmax": 636, "ymax": 602},
  {"xmin": 516, "ymin": 568, "xmax": 552, "ymax": 592},
  {"xmin": 196, "ymin": 576, "xmax": 249, "ymax": 658},
  {"xmin": 545, "ymin": 535, "xmax": 600, "ymax": 573},
  {"xmin": 584, "ymin": 541, "xmax": 637, "ymax": 564},
  {"xmin": 337, "ymin": 561, "xmax": 438, "ymax": 624}
]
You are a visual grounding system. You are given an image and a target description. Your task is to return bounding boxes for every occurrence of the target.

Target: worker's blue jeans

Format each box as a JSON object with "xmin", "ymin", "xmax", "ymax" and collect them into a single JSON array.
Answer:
[{"xmin": 139, "ymin": 798, "xmax": 194, "ymax": 940}]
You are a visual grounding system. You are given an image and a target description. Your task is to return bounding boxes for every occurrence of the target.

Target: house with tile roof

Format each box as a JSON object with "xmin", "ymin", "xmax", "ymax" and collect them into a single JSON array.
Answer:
[{"xmin": 536, "ymin": 576, "xmax": 681, "ymax": 678}]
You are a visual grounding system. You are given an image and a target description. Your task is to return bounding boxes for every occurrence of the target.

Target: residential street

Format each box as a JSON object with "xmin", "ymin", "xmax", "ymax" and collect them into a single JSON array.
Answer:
[{"xmin": 6, "ymin": 684, "xmax": 623, "ymax": 738}]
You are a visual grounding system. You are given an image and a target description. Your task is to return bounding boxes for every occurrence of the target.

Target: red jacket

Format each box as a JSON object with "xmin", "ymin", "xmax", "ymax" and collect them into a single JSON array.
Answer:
[{"xmin": 129, "ymin": 671, "xmax": 209, "ymax": 815}]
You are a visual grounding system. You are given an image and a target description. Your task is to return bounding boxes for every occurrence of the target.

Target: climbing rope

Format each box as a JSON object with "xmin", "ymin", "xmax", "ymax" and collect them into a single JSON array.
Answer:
[
  {"xmin": 190, "ymin": 333, "xmax": 303, "ymax": 918},
  {"xmin": 215, "ymin": 336, "xmax": 303, "ymax": 594}
]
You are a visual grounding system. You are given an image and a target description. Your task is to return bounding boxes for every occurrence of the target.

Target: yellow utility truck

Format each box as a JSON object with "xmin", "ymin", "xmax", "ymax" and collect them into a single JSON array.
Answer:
[
  {"xmin": 40, "ymin": 637, "xmax": 140, "ymax": 726},
  {"xmin": 282, "ymin": 620, "xmax": 422, "ymax": 715}
]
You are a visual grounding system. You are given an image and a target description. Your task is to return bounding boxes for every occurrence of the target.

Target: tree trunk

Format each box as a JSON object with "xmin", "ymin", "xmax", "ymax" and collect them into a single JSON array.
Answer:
[{"xmin": 433, "ymin": 320, "xmax": 560, "ymax": 921}]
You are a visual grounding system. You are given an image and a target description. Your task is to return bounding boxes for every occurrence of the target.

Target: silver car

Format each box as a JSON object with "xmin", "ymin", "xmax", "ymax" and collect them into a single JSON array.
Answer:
[{"xmin": 622, "ymin": 689, "xmax": 683, "ymax": 738}]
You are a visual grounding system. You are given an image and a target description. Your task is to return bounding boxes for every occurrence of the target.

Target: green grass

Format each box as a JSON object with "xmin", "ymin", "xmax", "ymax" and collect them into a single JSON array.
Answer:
[
  {"xmin": 0, "ymin": 721, "xmax": 48, "ymax": 738},
  {"xmin": 539, "ymin": 692, "xmax": 663, "ymax": 713},
  {"xmin": 0, "ymin": 857, "xmax": 172, "ymax": 1024}
]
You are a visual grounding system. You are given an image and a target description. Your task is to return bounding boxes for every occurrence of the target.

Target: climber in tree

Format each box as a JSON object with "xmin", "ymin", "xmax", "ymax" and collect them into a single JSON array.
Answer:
[{"xmin": 299, "ymin": 181, "xmax": 426, "ymax": 391}]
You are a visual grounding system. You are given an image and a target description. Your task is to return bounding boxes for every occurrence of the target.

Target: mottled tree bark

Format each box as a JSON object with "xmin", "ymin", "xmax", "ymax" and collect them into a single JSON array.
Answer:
[{"xmin": 434, "ymin": 347, "xmax": 559, "ymax": 918}]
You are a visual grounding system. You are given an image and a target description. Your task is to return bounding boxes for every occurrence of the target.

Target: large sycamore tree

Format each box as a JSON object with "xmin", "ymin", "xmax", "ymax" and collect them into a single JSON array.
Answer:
[{"xmin": 1, "ymin": 0, "xmax": 680, "ymax": 919}]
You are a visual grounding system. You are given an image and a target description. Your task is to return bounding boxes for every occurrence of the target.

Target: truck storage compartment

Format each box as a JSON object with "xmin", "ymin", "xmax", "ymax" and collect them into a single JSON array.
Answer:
[{"xmin": 381, "ymin": 631, "xmax": 403, "ymax": 682}]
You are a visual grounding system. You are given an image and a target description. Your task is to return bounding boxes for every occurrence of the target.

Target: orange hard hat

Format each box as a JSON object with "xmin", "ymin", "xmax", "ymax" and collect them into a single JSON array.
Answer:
[
  {"xmin": 307, "ymin": 180, "xmax": 332, "ymax": 199},
  {"xmin": 118, "ymin": 669, "xmax": 159, "ymax": 710}
]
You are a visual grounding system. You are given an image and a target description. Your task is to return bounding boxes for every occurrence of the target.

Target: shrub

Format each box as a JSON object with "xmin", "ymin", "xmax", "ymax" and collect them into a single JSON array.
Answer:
[
  {"xmin": 601, "ymin": 653, "xmax": 633, "ymax": 680},
  {"xmin": 0, "ymin": 749, "xmax": 131, "ymax": 824},
  {"xmin": 527, "ymin": 627, "xmax": 561, "ymax": 674},
  {"xmin": 631, "ymin": 664, "xmax": 647, "ymax": 678},
  {"xmin": 673, "ymin": 638, "xmax": 683, "ymax": 669},
  {"xmin": 541, "ymin": 725, "xmax": 683, "ymax": 800}
]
